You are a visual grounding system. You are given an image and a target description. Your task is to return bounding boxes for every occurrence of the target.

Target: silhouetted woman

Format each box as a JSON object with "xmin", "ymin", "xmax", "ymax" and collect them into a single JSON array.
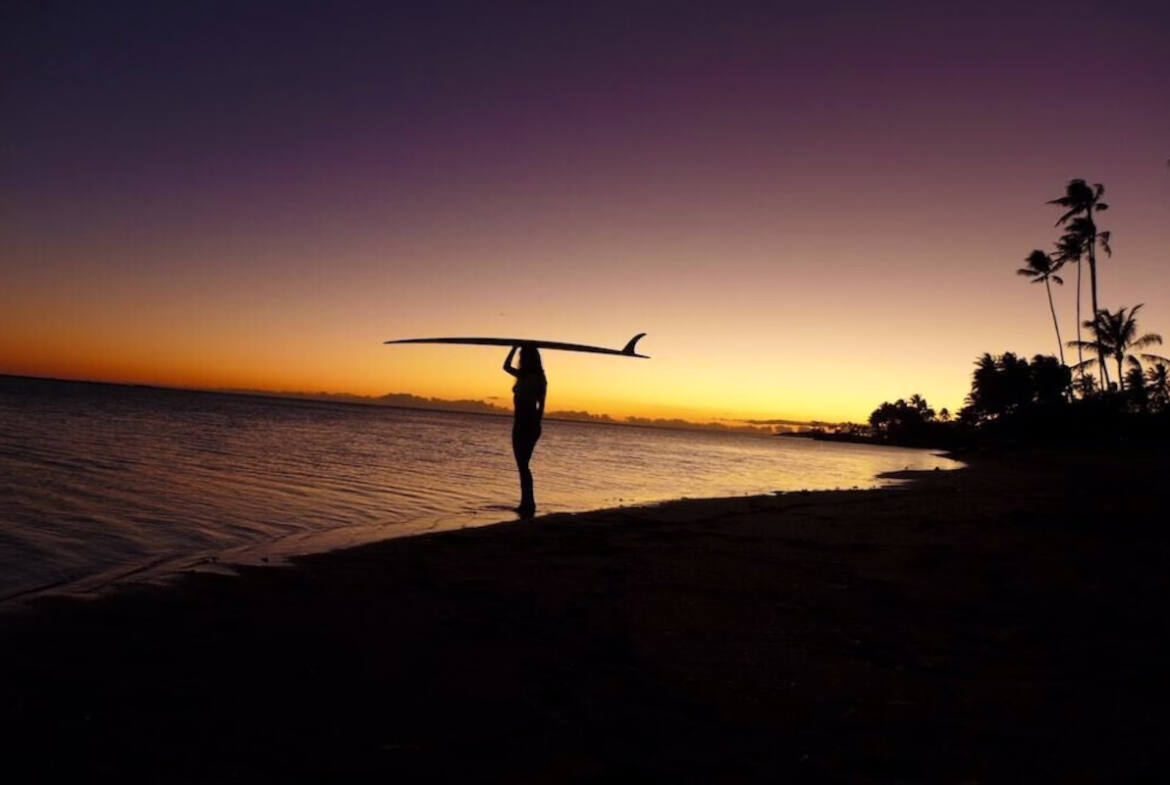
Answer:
[{"xmin": 503, "ymin": 344, "xmax": 546, "ymax": 517}]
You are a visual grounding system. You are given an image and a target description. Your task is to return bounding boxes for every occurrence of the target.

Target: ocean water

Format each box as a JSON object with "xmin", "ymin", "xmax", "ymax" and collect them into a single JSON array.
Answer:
[{"xmin": 0, "ymin": 376, "xmax": 960, "ymax": 600}]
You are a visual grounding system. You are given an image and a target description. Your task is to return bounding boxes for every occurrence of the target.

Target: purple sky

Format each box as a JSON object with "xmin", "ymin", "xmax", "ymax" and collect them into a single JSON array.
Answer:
[{"xmin": 4, "ymin": 1, "xmax": 1169, "ymax": 420}]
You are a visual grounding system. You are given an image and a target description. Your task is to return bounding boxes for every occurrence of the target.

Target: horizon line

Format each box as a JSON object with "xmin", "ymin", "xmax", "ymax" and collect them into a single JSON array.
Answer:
[{"xmin": 0, "ymin": 373, "xmax": 833, "ymax": 435}]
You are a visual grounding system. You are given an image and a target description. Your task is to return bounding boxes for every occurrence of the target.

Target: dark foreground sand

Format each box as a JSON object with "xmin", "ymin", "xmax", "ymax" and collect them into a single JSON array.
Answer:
[{"xmin": 2, "ymin": 449, "xmax": 1167, "ymax": 783}]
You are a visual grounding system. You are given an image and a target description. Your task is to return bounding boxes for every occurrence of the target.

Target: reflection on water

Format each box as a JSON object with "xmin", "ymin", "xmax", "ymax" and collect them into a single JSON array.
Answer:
[{"xmin": 0, "ymin": 377, "xmax": 960, "ymax": 599}]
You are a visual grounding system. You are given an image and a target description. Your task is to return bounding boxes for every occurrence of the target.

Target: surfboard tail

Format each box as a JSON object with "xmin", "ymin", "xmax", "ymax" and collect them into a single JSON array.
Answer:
[{"xmin": 621, "ymin": 333, "xmax": 647, "ymax": 357}]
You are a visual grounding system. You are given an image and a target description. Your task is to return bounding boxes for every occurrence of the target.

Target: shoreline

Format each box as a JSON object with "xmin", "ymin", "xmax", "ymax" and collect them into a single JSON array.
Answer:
[
  {"xmin": 1, "ymin": 446, "xmax": 961, "ymax": 610},
  {"xmin": 3, "ymin": 448, "xmax": 1166, "ymax": 781}
]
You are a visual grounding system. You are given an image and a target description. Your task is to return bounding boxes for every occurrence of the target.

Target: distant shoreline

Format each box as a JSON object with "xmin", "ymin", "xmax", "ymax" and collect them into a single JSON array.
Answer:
[{"xmin": 0, "ymin": 372, "xmax": 814, "ymax": 438}]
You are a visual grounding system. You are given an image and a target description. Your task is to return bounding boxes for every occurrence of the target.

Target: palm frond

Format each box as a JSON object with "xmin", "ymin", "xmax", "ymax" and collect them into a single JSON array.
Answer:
[
  {"xmin": 1140, "ymin": 353, "xmax": 1170, "ymax": 365},
  {"xmin": 1021, "ymin": 249, "xmax": 1052, "ymax": 270},
  {"xmin": 1053, "ymin": 232, "xmax": 1085, "ymax": 262},
  {"xmin": 1146, "ymin": 364, "xmax": 1170, "ymax": 387},
  {"xmin": 1067, "ymin": 339, "xmax": 1101, "ymax": 351},
  {"xmin": 1098, "ymin": 231, "xmax": 1112, "ymax": 256},
  {"xmin": 1131, "ymin": 333, "xmax": 1164, "ymax": 350},
  {"xmin": 1048, "ymin": 179, "xmax": 1101, "ymax": 226},
  {"xmin": 1052, "ymin": 275, "xmax": 1063, "ymax": 285}
]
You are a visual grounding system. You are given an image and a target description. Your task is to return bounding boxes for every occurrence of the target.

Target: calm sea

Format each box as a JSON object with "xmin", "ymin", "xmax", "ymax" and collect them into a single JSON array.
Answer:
[{"xmin": 0, "ymin": 376, "xmax": 960, "ymax": 601}]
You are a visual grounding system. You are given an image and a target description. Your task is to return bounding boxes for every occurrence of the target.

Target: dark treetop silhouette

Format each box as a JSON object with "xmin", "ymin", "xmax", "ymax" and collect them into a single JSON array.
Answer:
[
  {"xmin": 1049, "ymin": 179, "xmax": 1111, "ymax": 385},
  {"xmin": 503, "ymin": 345, "xmax": 547, "ymax": 517},
  {"xmin": 1017, "ymin": 249, "xmax": 1065, "ymax": 365},
  {"xmin": 1068, "ymin": 305, "xmax": 1167, "ymax": 392}
]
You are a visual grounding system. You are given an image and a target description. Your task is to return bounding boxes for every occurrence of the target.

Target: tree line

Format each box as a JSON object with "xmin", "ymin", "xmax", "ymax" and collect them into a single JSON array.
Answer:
[
  {"xmin": 812, "ymin": 179, "xmax": 1169, "ymax": 449},
  {"xmin": 1019, "ymin": 179, "xmax": 1167, "ymax": 395}
]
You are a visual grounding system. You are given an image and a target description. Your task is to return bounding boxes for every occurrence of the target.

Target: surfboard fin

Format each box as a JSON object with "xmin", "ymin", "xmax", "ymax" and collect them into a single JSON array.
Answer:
[{"xmin": 622, "ymin": 333, "xmax": 647, "ymax": 356}]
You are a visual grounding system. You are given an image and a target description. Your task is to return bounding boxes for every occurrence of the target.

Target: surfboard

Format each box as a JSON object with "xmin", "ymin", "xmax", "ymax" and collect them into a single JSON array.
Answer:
[{"xmin": 384, "ymin": 333, "xmax": 649, "ymax": 358}]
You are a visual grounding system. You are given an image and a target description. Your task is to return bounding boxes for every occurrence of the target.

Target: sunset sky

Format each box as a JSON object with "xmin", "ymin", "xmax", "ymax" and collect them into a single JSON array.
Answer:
[{"xmin": 4, "ymin": 0, "xmax": 1168, "ymax": 423}]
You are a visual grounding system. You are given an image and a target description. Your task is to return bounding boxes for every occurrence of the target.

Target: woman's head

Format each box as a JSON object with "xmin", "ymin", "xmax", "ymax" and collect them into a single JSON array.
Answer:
[{"xmin": 518, "ymin": 344, "xmax": 543, "ymax": 375}]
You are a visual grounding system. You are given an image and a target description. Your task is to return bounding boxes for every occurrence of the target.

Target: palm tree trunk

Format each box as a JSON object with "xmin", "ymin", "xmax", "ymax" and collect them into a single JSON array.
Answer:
[
  {"xmin": 1075, "ymin": 259, "xmax": 1084, "ymax": 388},
  {"xmin": 1086, "ymin": 217, "xmax": 1110, "ymax": 388},
  {"xmin": 1045, "ymin": 278, "xmax": 1064, "ymax": 365}
]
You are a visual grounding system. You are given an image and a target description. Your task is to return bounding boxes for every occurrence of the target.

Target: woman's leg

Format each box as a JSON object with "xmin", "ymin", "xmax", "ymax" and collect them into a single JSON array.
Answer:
[{"xmin": 512, "ymin": 427, "xmax": 539, "ymax": 516}]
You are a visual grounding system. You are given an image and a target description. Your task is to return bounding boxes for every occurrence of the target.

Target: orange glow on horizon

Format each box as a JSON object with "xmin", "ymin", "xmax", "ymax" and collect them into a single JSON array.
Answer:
[
  {"xmin": 0, "ymin": 280, "xmax": 1074, "ymax": 426},
  {"xmin": 6, "ymin": 179, "xmax": 1170, "ymax": 426}
]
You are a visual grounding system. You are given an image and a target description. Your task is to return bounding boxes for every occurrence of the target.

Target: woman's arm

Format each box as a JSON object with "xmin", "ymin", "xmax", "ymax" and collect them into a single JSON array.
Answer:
[{"xmin": 503, "ymin": 346, "xmax": 519, "ymax": 377}]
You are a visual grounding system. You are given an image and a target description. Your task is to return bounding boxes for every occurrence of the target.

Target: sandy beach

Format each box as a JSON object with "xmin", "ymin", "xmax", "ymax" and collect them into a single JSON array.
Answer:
[{"xmin": 3, "ymin": 448, "xmax": 1166, "ymax": 782}]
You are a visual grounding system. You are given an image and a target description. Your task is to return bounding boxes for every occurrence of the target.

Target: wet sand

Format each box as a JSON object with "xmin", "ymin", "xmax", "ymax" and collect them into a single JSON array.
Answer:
[{"xmin": 3, "ymin": 448, "xmax": 1166, "ymax": 782}]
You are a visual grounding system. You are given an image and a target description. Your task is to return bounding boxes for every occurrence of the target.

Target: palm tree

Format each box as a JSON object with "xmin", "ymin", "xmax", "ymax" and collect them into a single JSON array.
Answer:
[
  {"xmin": 1073, "ymin": 372, "xmax": 1098, "ymax": 398},
  {"xmin": 1146, "ymin": 363, "xmax": 1170, "ymax": 411},
  {"xmin": 1146, "ymin": 363, "xmax": 1170, "ymax": 412},
  {"xmin": 1067, "ymin": 304, "xmax": 1168, "ymax": 390},
  {"xmin": 1124, "ymin": 358, "xmax": 1149, "ymax": 412},
  {"xmin": 1030, "ymin": 354, "xmax": 1072, "ymax": 405},
  {"xmin": 907, "ymin": 393, "xmax": 935, "ymax": 420},
  {"xmin": 965, "ymin": 352, "xmax": 1037, "ymax": 418},
  {"xmin": 1017, "ymin": 249, "xmax": 1065, "ymax": 364},
  {"xmin": 1053, "ymin": 231, "xmax": 1086, "ymax": 381},
  {"xmin": 1055, "ymin": 222, "xmax": 1114, "ymax": 384},
  {"xmin": 967, "ymin": 353, "xmax": 1001, "ymax": 416},
  {"xmin": 1048, "ymin": 179, "xmax": 1111, "ymax": 384}
]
